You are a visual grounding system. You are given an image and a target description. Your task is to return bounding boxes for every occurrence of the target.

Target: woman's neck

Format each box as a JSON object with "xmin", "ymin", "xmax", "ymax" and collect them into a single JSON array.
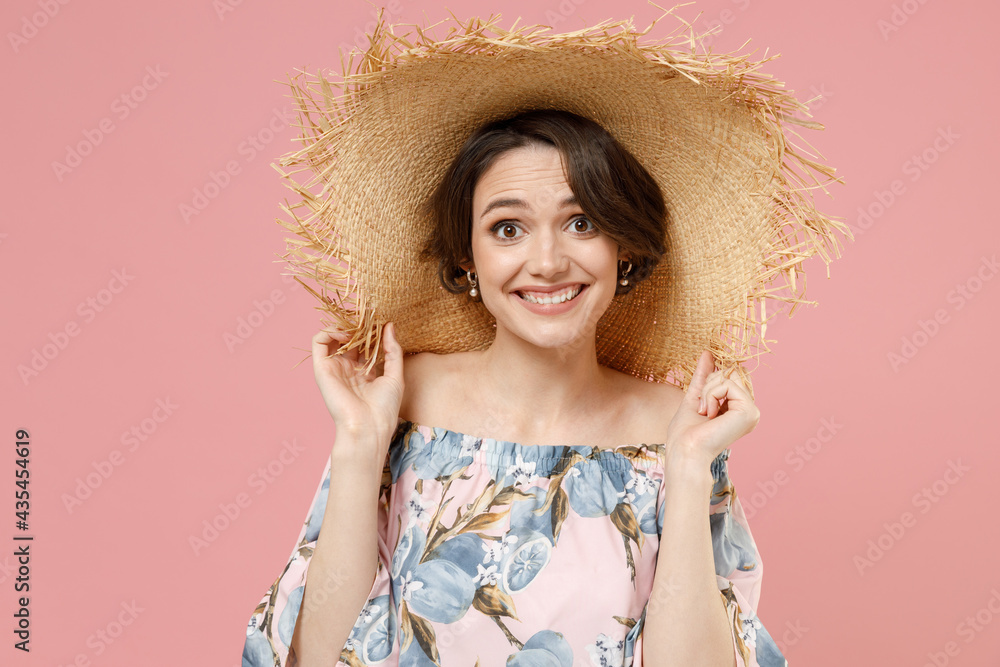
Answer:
[{"xmin": 473, "ymin": 326, "xmax": 612, "ymax": 439}]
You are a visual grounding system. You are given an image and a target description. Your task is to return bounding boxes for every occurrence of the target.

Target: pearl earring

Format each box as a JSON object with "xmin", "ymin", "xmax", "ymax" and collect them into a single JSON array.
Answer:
[
  {"xmin": 467, "ymin": 270, "xmax": 478, "ymax": 298},
  {"xmin": 618, "ymin": 260, "xmax": 633, "ymax": 286}
]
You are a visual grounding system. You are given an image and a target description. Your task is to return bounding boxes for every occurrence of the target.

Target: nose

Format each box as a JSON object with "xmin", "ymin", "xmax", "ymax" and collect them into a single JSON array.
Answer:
[{"xmin": 527, "ymin": 226, "xmax": 570, "ymax": 277}]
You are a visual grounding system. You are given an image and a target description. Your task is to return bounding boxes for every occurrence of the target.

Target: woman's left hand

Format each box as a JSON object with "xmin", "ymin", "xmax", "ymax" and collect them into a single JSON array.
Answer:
[{"xmin": 665, "ymin": 349, "xmax": 761, "ymax": 468}]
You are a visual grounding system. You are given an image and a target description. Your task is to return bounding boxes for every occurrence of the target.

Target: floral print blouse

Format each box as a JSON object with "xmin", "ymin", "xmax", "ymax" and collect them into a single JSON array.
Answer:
[{"xmin": 243, "ymin": 418, "xmax": 788, "ymax": 666}]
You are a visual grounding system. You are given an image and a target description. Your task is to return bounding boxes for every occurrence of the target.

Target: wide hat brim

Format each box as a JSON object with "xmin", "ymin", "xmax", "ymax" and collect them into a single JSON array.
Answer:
[{"xmin": 274, "ymin": 5, "xmax": 851, "ymax": 395}]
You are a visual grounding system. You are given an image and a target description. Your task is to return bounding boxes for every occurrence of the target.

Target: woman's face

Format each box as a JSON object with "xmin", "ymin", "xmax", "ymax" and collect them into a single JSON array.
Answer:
[{"xmin": 465, "ymin": 142, "xmax": 626, "ymax": 353}]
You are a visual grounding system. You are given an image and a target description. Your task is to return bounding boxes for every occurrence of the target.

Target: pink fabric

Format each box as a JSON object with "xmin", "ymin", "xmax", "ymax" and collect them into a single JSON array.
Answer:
[{"xmin": 243, "ymin": 419, "xmax": 784, "ymax": 666}]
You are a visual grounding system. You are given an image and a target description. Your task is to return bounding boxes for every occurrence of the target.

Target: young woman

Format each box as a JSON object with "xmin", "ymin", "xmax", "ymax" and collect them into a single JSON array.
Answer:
[
  {"xmin": 243, "ymin": 8, "xmax": 847, "ymax": 666},
  {"xmin": 243, "ymin": 109, "xmax": 788, "ymax": 667}
]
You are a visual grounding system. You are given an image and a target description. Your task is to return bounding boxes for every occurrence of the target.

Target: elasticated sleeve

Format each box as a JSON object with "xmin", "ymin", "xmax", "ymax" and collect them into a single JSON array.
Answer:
[
  {"xmin": 241, "ymin": 453, "xmax": 393, "ymax": 666},
  {"xmin": 629, "ymin": 450, "xmax": 788, "ymax": 667},
  {"xmin": 709, "ymin": 451, "xmax": 788, "ymax": 667}
]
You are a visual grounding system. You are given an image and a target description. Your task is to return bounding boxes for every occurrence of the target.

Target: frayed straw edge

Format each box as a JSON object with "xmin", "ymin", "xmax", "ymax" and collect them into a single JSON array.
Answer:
[{"xmin": 273, "ymin": 1, "xmax": 853, "ymax": 386}]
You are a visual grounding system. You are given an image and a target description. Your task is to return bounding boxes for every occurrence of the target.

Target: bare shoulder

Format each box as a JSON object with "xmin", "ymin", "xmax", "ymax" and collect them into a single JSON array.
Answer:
[
  {"xmin": 607, "ymin": 369, "xmax": 686, "ymax": 440},
  {"xmin": 398, "ymin": 351, "xmax": 465, "ymax": 423}
]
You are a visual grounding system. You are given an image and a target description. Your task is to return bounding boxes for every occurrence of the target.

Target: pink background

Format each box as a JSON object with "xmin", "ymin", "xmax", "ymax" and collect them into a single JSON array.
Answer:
[{"xmin": 3, "ymin": 0, "xmax": 998, "ymax": 665}]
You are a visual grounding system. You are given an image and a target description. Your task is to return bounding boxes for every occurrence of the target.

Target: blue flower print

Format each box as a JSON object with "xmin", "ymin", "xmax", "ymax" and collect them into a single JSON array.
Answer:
[
  {"xmin": 710, "ymin": 450, "xmax": 730, "ymax": 491},
  {"xmin": 303, "ymin": 473, "xmax": 329, "ymax": 542},
  {"xmin": 483, "ymin": 532, "xmax": 520, "ymax": 564},
  {"xmin": 389, "ymin": 429, "xmax": 421, "ymax": 482},
  {"xmin": 617, "ymin": 469, "xmax": 660, "ymax": 535},
  {"xmin": 405, "ymin": 488, "xmax": 432, "ymax": 525},
  {"xmin": 506, "ymin": 454, "xmax": 539, "ymax": 487},
  {"xmin": 405, "ymin": 559, "xmax": 476, "ymax": 623},
  {"xmin": 618, "ymin": 468, "xmax": 657, "ymax": 504},
  {"xmin": 738, "ymin": 610, "xmax": 763, "ymax": 648},
  {"xmin": 509, "ymin": 486, "xmax": 556, "ymax": 545},
  {"xmin": 585, "ymin": 633, "xmax": 625, "ymax": 667},
  {"xmin": 752, "ymin": 621, "xmax": 790, "ymax": 667},
  {"xmin": 391, "ymin": 521, "xmax": 427, "ymax": 596},
  {"xmin": 474, "ymin": 562, "xmax": 500, "ymax": 587},
  {"xmin": 623, "ymin": 611, "xmax": 643, "ymax": 666},
  {"xmin": 425, "ymin": 532, "xmax": 489, "ymax": 580},
  {"xmin": 276, "ymin": 585, "xmax": 303, "ymax": 648},
  {"xmin": 711, "ymin": 509, "xmax": 758, "ymax": 574},
  {"xmin": 490, "ymin": 444, "xmax": 570, "ymax": 487},
  {"xmin": 345, "ymin": 595, "xmax": 395, "ymax": 664},
  {"xmin": 399, "ymin": 570, "xmax": 424, "ymax": 602},
  {"xmin": 246, "ymin": 418, "xmax": 786, "ymax": 666},
  {"xmin": 399, "ymin": 634, "xmax": 438, "ymax": 667},
  {"xmin": 412, "ymin": 428, "xmax": 475, "ymax": 480},
  {"xmin": 242, "ymin": 617, "xmax": 272, "ymax": 667},
  {"xmin": 507, "ymin": 629, "xmax": 574, "ymax": 667},
  {"xmin": 563, "ymin": 459, "xmax": 625, "ymax": 518},
  {"xmin": 498, "ymin": 527, "xmax": 552, "ymax": 594}
]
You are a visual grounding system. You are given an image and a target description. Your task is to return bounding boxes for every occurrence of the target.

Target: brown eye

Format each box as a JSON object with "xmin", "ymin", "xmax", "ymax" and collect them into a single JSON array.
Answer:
[
  {"xmin": 572, "ymin": 217, "xmax": 595, "ymax": 233},
  {"xmin": 490, "ymin": 221, "xmax": 522, "ymax": 240}
]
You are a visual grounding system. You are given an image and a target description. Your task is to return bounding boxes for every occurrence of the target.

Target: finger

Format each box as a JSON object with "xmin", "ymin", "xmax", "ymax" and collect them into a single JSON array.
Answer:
[
  {"xmin": 686, "ymin": 350, "xmax": 715, "ymax": 403},
  {"xmin": 725, "ymin": 366, "xmax": 752, "ymax": 395},
  {"xmin": 312, "ymin": 328, "xmax": 357, "ymax": 370},
  {"xmin": 382, "ymin": 322, "xmax": 405, "ymax": 389},
  {"xmin": 711, "ymin": 371, "xmax": 751, "ymax": 402},
  {"xmin": 699, "ymin": 369, "xmax": 727, "ymax": 414},
  {"xmin": 704, "ymin": 378, "xmax": 752, "ymax": 419},
  {"xmin": 703, "ymin": 382, "xmax": 730, "ymax": 419},
  {"xmin": 361, "ymin": 323, "xmax": 394, "ymax": 381},
  {"xmin": 312, "ymin": 327, "xmax": 349, "ymax": 351}
]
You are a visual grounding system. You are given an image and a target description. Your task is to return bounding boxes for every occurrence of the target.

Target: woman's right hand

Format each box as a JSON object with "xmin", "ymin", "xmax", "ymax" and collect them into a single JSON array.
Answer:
[{"xmin": 311, "ymin": 321, "xmax": 404, "ymax": 463}]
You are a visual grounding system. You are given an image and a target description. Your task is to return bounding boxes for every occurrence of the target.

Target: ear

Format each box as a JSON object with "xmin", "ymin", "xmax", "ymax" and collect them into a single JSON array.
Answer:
[{"xmin": 458, "ymin": 257, "xmax": 475, "ymax": 274}]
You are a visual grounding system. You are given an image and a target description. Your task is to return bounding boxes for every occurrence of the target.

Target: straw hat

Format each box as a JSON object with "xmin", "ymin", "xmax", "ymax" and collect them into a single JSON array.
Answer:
[{"xmin": 273, "ymin": 3, "xmax": 851, "ymax": 396}]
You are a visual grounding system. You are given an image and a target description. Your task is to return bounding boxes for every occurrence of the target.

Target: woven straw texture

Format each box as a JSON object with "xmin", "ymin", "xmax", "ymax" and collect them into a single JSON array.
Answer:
[{"xmin": 272, "ymin": 4, "xmax": 851, "ymax": 395}]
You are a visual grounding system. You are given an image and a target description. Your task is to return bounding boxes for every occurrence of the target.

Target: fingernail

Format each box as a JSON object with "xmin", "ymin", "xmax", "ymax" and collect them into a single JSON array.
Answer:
[{"xmin": 699, "ymin": 397, "xmax": 704, "ymax": 412}]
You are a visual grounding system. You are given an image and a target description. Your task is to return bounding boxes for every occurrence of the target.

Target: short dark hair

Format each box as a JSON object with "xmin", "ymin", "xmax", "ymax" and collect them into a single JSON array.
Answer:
[{"xmin": 417, "ymin": 108, "xmax": 669, "ymax": 297}]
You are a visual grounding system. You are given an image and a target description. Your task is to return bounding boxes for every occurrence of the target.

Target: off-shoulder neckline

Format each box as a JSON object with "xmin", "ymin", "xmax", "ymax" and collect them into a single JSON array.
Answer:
[{"xmin": 395, "ymin": 417, "xmax": 668, "ymax": 450}]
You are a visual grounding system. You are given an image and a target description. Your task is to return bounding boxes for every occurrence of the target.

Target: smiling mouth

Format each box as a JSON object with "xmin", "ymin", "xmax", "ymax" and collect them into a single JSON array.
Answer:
[{"xmin": 514, "ymin": 284, "xmax": 586, "ymax": 305}]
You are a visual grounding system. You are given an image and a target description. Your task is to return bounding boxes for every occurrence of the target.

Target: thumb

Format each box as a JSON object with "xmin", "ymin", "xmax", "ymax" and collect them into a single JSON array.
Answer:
[
  {"xmin": 382, "ymin": 322, "xmax": 404, "ymax": 388},
  {"xmin": 685, "ymin": 350, "xmax": 714, "ymax": 403}
]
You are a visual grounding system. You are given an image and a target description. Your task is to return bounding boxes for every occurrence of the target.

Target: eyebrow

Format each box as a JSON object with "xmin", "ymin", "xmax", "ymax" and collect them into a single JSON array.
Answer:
[{"xmin": 479, "ymin": 194, "xmax": 579, "ymax": 219}]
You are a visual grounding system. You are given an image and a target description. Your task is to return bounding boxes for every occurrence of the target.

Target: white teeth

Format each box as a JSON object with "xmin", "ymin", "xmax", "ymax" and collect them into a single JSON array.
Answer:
[{"xmin": 518, "ymin": 285, "xmax": 582, "ymax": 305}]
